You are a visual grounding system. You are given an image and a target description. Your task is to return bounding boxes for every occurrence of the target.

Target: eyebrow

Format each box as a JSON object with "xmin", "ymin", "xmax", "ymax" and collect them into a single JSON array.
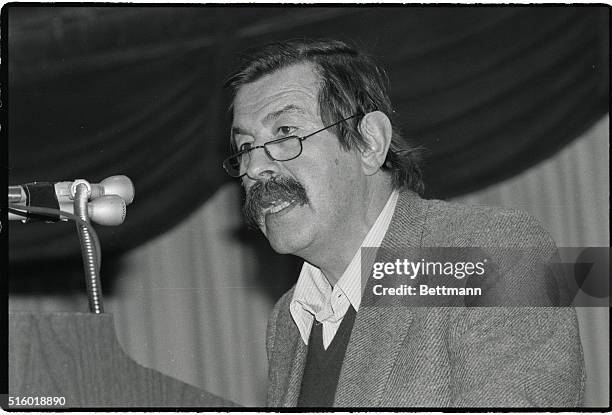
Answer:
[
  {"xmin": 231, "ymin": 104, "xmax": 308, "ymax": 139},
  {"xmin": 262, "ymin": 104, "xmax": 308, "ymax": 125},
  {"xmin": 231, "ymin": 126, "xmax": 249, "ymax": 138}
]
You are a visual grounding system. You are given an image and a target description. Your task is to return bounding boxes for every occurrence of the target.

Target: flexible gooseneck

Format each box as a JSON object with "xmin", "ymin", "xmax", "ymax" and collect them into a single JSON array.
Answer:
[{"xmin": 74, "ymin": 182, "xmax": 104, "ymax": 314}]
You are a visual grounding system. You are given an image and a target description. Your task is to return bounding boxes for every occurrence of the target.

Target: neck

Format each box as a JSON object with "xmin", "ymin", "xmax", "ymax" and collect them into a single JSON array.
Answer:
[{"xmin": 306, "ymin": 180, "xmax": 394, "ymax": 286}]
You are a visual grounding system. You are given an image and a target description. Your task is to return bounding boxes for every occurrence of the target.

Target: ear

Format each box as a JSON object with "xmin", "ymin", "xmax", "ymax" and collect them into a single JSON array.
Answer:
[{"xmin": 357, "ymin": 111, "xmax": 392, "ymax": 175}]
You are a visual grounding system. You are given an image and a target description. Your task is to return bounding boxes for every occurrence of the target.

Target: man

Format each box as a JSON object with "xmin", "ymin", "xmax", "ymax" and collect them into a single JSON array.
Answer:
[{"xmin": 222, "ymin": 39, "xmax": 584, "ymax": 407}]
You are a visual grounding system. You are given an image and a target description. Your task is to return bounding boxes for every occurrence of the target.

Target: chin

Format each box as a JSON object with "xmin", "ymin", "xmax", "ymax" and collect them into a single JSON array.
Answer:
[
  {"xmin": 264, "ymin": 224, "xmax": 311, "ymax": 255},
  {"xmin": 259, "ymin": 205, "xmax": 313, "ymax": 255}
]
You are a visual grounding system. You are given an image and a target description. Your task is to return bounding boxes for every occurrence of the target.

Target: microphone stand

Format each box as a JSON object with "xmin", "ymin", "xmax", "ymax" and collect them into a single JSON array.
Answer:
[{"xmin": 9, "ymin": 175, "xmax": 134, "ymax": 313}]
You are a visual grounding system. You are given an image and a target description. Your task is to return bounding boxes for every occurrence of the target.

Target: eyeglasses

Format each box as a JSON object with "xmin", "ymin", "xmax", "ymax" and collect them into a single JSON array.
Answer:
[{"xmin": 222, "ymin": 113, "xmax": 361, "ymax": 178}]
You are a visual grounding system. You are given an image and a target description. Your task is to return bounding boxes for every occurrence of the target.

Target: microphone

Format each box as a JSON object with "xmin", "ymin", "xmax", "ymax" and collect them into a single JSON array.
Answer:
[
  {"xmin": 64, "ymin": 195, "xmax": 127, "ymax": 226},
  {"xmin": 8, "ymin": 175, "xmax": 135, "ymax": 205},
  {"xmin": 8, "ymin": 175, "xmax": 133, "ymax": 226},
  {"xmin": 8, "ymin": 195, "xmax": 127, "ymax": 226}
]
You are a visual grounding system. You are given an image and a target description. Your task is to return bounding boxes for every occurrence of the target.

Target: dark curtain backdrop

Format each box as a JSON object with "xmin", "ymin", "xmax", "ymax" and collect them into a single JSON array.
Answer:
[{"xmin": 7, "ymin": 6, "xmax": 609, "ymax": 266}]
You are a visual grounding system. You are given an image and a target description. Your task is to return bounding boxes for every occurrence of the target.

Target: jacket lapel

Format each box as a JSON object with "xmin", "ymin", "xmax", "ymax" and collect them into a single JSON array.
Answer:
[
  {"xmin": 334, "ymin": 190, "xmax": 430, "ymax": 407},
  {"xmin": 267, "ymin": 293, "xmax": 308, "ymax": 407},
  {"xmin": 334, "ymin": 304, "xmax": 413, "ymax": 406},
  {"xmin": 281, "ymin": 336, "xmax": 308, "ymax": 406}
]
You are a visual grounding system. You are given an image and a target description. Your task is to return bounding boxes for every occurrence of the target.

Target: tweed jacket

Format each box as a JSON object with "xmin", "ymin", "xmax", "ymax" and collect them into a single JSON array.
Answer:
[{"xmin": 265, "ymin": 190, "xmax": 585, "ymax": 407}]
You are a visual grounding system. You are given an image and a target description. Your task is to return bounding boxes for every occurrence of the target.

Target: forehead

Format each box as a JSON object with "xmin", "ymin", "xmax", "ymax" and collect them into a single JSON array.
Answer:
[{"xmin": 232, "ymin": 62, "xmax": 321, "ymax": 123}]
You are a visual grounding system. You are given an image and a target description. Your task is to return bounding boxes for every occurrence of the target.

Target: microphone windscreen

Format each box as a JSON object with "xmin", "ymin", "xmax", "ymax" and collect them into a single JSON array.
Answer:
[
  {"xmin": 100, "ymin": 175, "xmax": 135, "ymax": 205},
  {"xmin": 87, "ymin": 195, "xmax": 127, "ymax": 226}
]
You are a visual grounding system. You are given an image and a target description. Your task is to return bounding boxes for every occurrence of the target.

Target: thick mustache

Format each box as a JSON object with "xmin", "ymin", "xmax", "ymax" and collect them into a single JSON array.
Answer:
[{"xmin": 243, "ymin": 176, "xmax": 308, "ymax": 228}]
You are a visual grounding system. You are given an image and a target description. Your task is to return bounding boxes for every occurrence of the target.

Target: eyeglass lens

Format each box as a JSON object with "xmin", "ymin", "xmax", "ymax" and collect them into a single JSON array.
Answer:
[{"xmin": 225, "ymin": 135, "xmax": 303, "ymax": 177}]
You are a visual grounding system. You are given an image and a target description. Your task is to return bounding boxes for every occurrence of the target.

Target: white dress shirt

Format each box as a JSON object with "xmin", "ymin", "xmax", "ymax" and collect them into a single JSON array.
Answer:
[{"xmin": 289, "ymin": 190, "xmax": 399, "ymax": 349}]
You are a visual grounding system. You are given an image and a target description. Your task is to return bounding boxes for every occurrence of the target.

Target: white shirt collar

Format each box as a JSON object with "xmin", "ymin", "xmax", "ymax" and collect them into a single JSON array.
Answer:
[{"xmin": 289, "ymin": 190, "xmax": 399, "ymax": 345}]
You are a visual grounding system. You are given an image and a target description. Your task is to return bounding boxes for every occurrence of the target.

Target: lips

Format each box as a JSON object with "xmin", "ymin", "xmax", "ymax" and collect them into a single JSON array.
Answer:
[{"xmin": 263, "ymin": 199, "xmax": 296, "ymax": 216}]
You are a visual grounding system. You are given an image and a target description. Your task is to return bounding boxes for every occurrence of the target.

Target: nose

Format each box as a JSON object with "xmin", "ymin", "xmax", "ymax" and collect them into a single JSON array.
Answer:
[{"xmin": 244, "ymin": 146, "xmax": 280, "ymax": 181}]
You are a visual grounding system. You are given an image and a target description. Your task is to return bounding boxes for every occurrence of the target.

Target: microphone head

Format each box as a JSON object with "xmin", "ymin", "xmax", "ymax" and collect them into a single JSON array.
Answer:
[
  {"xmin": 87, "ymin": 195, "xmax": 127, "ymax": 226},
  {"xmin": 100, "ymin": 175, "xmax": 135, "ymax": 205}
]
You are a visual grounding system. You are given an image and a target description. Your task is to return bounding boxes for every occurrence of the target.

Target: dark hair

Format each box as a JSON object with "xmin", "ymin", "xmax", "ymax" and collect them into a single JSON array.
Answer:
[{"xmin": 225, "ymin": 38, "xmax": 424, "ymax": 194}]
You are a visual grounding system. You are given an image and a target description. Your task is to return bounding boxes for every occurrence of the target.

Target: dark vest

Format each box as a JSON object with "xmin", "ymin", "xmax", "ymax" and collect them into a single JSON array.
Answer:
[{"xmin": 297, "ymin": 305, "xmax": 357, "ymax": 407}]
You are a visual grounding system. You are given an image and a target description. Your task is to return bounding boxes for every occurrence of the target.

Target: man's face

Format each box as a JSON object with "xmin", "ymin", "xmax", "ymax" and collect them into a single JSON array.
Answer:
[{"xmin": 231, "ymin": 63, "xmax": 364, "ymax": 258}]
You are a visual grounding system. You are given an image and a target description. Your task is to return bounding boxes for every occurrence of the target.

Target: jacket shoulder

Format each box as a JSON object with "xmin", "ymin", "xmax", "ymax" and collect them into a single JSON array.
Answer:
[{"xmin": 422, "ymin": 198, "xmax": 557, "ymax": 250}]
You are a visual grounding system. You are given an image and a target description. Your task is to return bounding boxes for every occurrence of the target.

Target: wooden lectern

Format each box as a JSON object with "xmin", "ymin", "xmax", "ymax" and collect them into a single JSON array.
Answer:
[{"xmin": 8, "ymin": 312, "xmax": 237, "ymax": 408}]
